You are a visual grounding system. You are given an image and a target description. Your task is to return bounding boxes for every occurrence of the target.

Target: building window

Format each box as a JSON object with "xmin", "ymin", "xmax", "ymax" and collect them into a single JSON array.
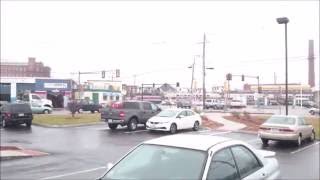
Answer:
[
  {"xmin": 110, "ymin": 96, "xmax": 114, "ymax": 101},
  {"xmin": 116, "ymin": 96, "xmax": 120, "ymax": 101},
  {"xmin": 103, "ymin": 94, "xmax": 108, "ymax": 101}
]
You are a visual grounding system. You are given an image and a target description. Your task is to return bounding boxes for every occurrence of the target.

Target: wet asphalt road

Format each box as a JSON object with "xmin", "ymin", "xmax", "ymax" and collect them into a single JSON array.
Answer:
[{"xmin": 1, "ymin": 124, "xmax": 319, "ymax": 180}]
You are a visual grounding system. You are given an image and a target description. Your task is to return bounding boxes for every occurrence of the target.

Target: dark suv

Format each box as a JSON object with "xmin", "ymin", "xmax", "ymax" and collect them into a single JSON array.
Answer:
[{"xmin": 0, "ymin": 103, "xmax": 33, "ymax": 128}]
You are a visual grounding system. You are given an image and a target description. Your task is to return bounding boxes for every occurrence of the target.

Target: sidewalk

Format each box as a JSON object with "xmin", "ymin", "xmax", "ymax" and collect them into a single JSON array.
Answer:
[
  {"xmin": 0, "ymin": 146, "xmax": 48, "ymax": 160},
  {"xmin": 205, "ymin": 113, "xmax": 246, "ymax": 131}
]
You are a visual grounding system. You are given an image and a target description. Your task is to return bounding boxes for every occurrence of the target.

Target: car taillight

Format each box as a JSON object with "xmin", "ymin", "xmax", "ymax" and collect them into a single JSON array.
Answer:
[
  {"xmin": 119, "ymin": 111, "xmax": 125, "ymax": 117},
  {"xmin": 259, "ymin": 127, "xmax": 271, "ymax": 131},
  {"xmin": 279, "ymin": 128, "xmax": 295, "ymax": 132},
  {"xmin": 111, "ymin": 102, "xmax": 123, "ymax": 109}
]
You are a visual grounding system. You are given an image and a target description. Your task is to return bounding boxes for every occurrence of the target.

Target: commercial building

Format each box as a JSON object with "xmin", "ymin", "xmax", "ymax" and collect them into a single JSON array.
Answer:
[
  {"xmin": 0, "ymin": 77, "xmax": 74, "ymax": 108},
  {"xmin": 1, "ymin": 57, "xmax": 51, "ymax": 77},
  {"xmin": 76, "ymin": 80, "xmax": 123, "ymax": 105}
]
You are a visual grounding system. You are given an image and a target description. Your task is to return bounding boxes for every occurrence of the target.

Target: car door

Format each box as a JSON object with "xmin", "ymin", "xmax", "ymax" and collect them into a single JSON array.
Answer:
[
  {"xmin": 176, "ymin": 111, "xmax": 188, "ymax": 129},
  {"xmin": 230, "ymin": 145, "xmax": 265, "ymax": 180},
  {"xmin": 31, "ymin": 102, "xmax": 42, "ymax": 113},
  {"xmin": 206, "ymin": 147, "xmax": 241, "ymax": 180},
  {"xmin": 186, "ymin": 110, "xmax": 196, "ymax": 128},
  {"xmin": 297, "ymin": 117, "xmax": 311, "ymax": 139}
]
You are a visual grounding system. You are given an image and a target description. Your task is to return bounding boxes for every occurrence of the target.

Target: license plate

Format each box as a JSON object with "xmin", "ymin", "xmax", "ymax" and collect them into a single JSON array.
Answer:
[
  {"xmin": 18, "ymin": 113, "xmax": 24, "ymax": 117},
  {"xmin": 108, "ymin": 119, "xmax": 113, "ymax": 123}
]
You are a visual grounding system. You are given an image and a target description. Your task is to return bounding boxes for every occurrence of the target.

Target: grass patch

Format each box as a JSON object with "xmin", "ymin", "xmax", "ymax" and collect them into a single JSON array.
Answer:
[
  {"xmin": 33, "ymin": 114, "xmax": 101, "ymax": 126},
  {"xmin": 305, "ymin": 117, "xmax": 320, "ymax": 140}
]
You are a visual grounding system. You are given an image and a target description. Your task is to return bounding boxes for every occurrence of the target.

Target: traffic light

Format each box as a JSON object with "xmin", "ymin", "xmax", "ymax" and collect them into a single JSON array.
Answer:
[
  {"xmin": 241, "ymin": 75, "xmax": 245, "ymax": 81},
  {"xmin": 258, "ymin": 87, "xmax": 262, "ymax": 93},
  {"xmin": 176, "ymin": 82, "xmax": 180, "ymax": 87},
  {"xmin": 153, "ymin": 83, "xmax": 155, "ymax": 88},
  {"xmin": 226, "ymin": 73, "xmax": 232, "ymax": 80},
  {"xmin": 102, "ymin": 70, "xmax": 105, "ymax": 78},
  {"xmin": 116, "ymin": 69, "xmax": 120, "ymax": 78}
]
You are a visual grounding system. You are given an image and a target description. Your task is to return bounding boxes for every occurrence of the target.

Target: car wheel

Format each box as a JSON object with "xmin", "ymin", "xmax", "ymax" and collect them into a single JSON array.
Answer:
[
  {"xmin": 2, "ymin": 119, "xmax": 7, "ymax": 128},
  {"xmin": 26, "ymin": 120, "xmax": 32, "ymax": 127},
  {"xmin": 108, "ymin": 123, "xmax": 118, "ymax": 130},
  {"xmin": 297, "ymin": 135, "xmax": 302, "ymax": 147},
  {"xmin": 78, "ymin": 108, "xmax": 83, "ymax": 113},
  {"xmin": 43, "ymin": 109, "xmax": 49, "ymax": 114},
  {"xmin": 170, "ymin": 123, "xmax": 177, "ymax": 134},
  {"xmin": 91, "ymin": 110, "xmax": 95, "ymax": 113},
  {"xmin": 128, "ymin": 118, "xmax": 138, "ymax": 131},
  {"xmin": 193, "ymin": 121, "xmax": 200, "ymax": 131},
  {"xmin": 261, "ymin": 138, "xmax": 269, "ymax": 146}
]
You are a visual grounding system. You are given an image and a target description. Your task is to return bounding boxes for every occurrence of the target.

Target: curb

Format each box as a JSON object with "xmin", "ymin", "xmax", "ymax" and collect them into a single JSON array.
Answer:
[{"xmin": 32, "ymin": 121, "xmax": 105, "ymax": 128}]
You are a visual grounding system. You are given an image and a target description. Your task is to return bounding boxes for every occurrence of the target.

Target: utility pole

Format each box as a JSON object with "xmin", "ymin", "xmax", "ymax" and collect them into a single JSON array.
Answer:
[
  {"xmin": 274, "ymin": 72, "xmax": 277, "ymax": 84},
  {"xmin": 202, "ymin": 33, "xmax": 206, "ymax": 109},
  {"xmin": 190, "ymin": 58, "xmax": 195, "ymax": 92}
]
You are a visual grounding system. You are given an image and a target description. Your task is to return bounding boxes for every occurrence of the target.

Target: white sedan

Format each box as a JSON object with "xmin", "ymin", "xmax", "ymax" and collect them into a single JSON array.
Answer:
[
  {"xmin": 99, "ymin": 134, "xmax": 280, "ymax": 180},
  {"xmin": 146, "ymin": 109, "xmax": 202, "ymax": 133}
]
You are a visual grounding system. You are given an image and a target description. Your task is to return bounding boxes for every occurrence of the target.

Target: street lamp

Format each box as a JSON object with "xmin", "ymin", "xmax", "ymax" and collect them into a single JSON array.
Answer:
[{"xmin": 276, "ymin": 17, "xmax": 289, "ymax": 115}]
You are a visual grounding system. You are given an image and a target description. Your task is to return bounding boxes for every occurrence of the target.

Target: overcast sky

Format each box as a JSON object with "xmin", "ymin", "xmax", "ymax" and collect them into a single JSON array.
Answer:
[{"xmin": 1, "ymin": 1, "xmax": 319, "ymax": 90}]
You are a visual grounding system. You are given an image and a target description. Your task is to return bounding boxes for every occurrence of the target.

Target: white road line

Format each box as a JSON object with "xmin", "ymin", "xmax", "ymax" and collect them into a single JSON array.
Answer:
[
  {"xmin": 209, "ymin": 131, "xmax": 232, "ymax": 136},
  {"xmin": 290, "ymin": 142, "xmax": 320, "ymax": 154},
  {"xmin": 40, "ymin": 166, "xmax": 106, "ymax": 180},
  {"xmin": 123, "ymin": 130, "xmax": 149, "ymax": 134}
]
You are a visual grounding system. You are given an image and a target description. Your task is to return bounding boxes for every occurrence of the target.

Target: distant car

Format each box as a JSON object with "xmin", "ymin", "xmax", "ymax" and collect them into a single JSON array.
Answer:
[
  {"xmin": 176, "ymin": 99, "xmax": 191, "ymax": 108},
  {"xmin": 30, "ymin": 102, "xmax": 52, "ymax": 114},
  {"xmin": 309, "ymin": 107, "xmax": 320, "ymax": 115},
  {"xmin": 268, "ymin": 99, "xmax": 279, "ymax": 106},
  {"xmin": 98, "ymin": 134, "xmax": 280, "ymax": 180},
  {"xmin": 205, "ymin": 99, "xmax": 224, "ymax": 109},
  {"xmin": 146, "ymin": 109, "xmax": 201, "ymax": 134},
  {"xmin": 0, "ymin": 102, "xmax": 33, "ymax": 128},
  {"xmin": 229, "ymin": 100, "xmax": 246, "ymax": 108},
  {"xmin": 259, "ymin": 115, "xmax": 316, "ymax": 146}
]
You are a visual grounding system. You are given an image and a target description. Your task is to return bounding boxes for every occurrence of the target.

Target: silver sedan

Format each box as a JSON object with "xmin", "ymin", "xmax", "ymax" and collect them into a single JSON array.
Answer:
[
  {"xmin": 258, "ymin": 115, "xmax": 316, "ymax": 146},
  {"xmin": 99, "ymin": 134, "xmax": 280, "ymax": 180}
]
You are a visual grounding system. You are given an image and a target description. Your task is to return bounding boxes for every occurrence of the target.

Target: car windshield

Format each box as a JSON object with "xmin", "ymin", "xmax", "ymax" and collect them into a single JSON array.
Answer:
[
  {"xmin": 156, "ymin": 110, "xmax": 179, "ymax": 117},
  {"xmin": 266, "ymin": 116, "xmax": 296, "ymax": 125},
  {"xmin": 102, "ymin": 144, "xmax": 206, "ymax": 180}
]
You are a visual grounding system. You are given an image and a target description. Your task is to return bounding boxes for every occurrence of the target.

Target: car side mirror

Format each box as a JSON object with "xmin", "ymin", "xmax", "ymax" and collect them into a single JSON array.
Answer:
[
  {"xmin": 157, "ymin": 107, "xmax": 162, "ymax": 111},
  {"xmin": 178, "ymin": 115, "xmax": 185, "ymax": 118},
  {"xmin": 107, "ymin": 162, "xmax": 114, "ymax": 170}
]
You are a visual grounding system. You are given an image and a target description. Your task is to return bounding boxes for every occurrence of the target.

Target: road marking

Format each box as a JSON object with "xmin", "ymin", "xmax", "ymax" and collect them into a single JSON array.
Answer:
[
  {"xmin": 40, "ymin": 166, "xmax": 106, "ymax": 180},
  {"xmin": 123, "ymin": 130, "xmax": 149, "ymax": 134},
  {"xmin": 209, "ymin": 131, "xmax": 232, "ymax": 136},
  {"xmin": 290, "ymin": 142, "xmax": 320, "ymax": 154}
]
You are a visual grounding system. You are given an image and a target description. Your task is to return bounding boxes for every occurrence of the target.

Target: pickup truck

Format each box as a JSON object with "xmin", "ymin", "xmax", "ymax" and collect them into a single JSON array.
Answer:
[
  {"xmin": 68, "ymin": 99, "xmax": 102, "ymax": 113},
  {"xmin": 21, "ymin": 93, "xmax": 53, "ymax": 108},
  {"xmin": 101, "ymin": 101, "xmax": 161, "ymax": 131}
]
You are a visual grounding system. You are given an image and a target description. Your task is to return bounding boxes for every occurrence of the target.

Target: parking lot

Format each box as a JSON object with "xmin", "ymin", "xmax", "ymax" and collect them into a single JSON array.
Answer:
[{"xmin": 1, "ymin": 122, "xmax": 319, "ymax": 180}]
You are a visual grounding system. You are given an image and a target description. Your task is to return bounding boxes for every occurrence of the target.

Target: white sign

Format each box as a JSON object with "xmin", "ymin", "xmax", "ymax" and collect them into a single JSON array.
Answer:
[{"xmin": 44, "ymin": 83, "xmax": 68, "ymax": 89}]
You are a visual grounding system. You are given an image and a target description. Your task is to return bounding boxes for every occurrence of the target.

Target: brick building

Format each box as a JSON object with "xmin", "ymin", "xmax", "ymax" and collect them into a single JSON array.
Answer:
[{"xmin": 1, "ymin": 57, "xmax": 50, "ymax": 77}]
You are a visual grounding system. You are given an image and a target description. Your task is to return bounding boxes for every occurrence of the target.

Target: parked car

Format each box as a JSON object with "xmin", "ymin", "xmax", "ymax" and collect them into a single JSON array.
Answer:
[
  {"xmin": 229, "ymin": 99, "xmax": 246, "ymax": 108},
  {"xmin": 205, "ymin": 99, "xmax": 224, "ymax": 109},
  {"xmin": 100, "ymin": 101, "xmax": 161, "ymax": 131},
  {"xmin": 98, "ymin": 134, "xmax": 280, "ymax": 180},
  {"xmin": 146, "ymin": 108, "xmax": 201, "ymax": 134},
  {"xmin": 258, "ymin": 115, "xmax": 316, "ymax": 146},
  {"xmin": 309, "ymin": 107, "xmax": 320, "ymax": 115},
  {"xmin": 0, "ymin": 102, "xmax": 33, "ymax": 128},
  {"xmin": 30, "ymin": 102, "xmax": 52, "ymax": 114},
  {"xmin": 176, "ymin": 99, "xmax": 192, "ymax": 108},
  {"xmin": 68, "ymin": 99, "xmax": 102, "ymax": 113}
]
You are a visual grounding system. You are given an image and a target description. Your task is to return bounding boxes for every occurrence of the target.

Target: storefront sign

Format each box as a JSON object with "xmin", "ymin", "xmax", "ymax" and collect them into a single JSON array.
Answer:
[{"xmin": 44, "ymin": 83, "xmax": 68, "ymax": 89}]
